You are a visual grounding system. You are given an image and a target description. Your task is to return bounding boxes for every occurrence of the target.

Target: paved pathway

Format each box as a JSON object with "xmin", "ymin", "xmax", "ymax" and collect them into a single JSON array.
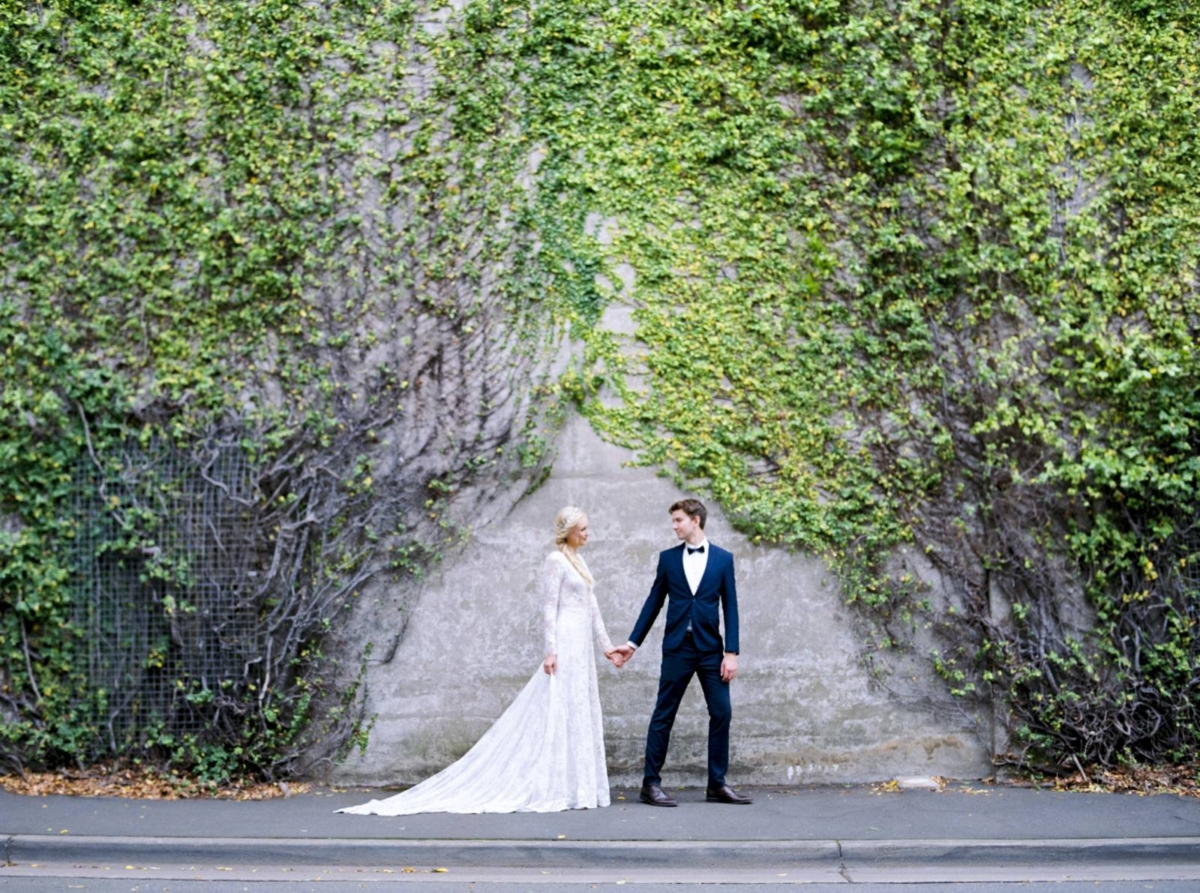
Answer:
[{"xmin": 4, "ymin": 782, "xmax": 1200, "ymax": 886}]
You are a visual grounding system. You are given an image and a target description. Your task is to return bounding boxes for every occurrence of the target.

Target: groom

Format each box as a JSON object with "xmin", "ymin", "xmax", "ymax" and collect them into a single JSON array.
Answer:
[{"xmin": 612, "ymin": 499, "xmax": 752, "ymax": 807}]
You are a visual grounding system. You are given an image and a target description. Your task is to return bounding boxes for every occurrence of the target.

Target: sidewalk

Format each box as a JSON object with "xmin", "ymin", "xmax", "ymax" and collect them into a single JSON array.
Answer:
[{"xmin": 5, "ymin": 780, "xmax": 1200, "ymax": 879}]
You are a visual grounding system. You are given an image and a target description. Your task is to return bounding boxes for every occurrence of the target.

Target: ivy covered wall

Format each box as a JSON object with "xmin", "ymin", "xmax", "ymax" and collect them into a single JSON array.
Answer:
[
  {"xmin": 2, "ymin": 0, "xmax": 1197, "ymax": 779},
  {"xmin": 0, "ymin": 0, "xmax": 562, "ymax": 780}
]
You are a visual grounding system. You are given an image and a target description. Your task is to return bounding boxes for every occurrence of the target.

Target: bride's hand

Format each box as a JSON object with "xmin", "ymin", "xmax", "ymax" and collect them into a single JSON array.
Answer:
[
  {"xmin": 604, "ymin": 648, "xmax": 625, "ymax": 669},
  {"xmin": 543, "ymin": 653, "xmax": 557, "ymax": 675}
]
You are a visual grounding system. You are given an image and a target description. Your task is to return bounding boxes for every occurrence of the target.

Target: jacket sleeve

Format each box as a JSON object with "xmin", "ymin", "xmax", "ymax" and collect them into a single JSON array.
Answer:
[
  {"xmin": 720, "ymin": 552, "xmax": 739, "ymax": 654},
  {"xmin": 628, "ymin": 555, "xmax": 669, "ymax": 647},
  {"xmin": 542, "ymin": 553, "xmax": 565, "ymax": 655}
]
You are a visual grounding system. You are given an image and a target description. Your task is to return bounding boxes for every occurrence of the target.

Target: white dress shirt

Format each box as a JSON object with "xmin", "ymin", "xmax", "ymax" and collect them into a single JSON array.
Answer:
[
  {"xmin": 682, "ymin": 538, "xmax": 709, "ymax": 631},
  {"xmin": 682, "ymin": 537, "xmax": 709, "ymax": 595}
]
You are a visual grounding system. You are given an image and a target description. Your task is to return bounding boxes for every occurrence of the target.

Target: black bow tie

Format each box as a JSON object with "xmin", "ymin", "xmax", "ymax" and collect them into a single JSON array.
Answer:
[{"xmin": 687, "ymin": 545, "xmax": 705, "ymax": 555}]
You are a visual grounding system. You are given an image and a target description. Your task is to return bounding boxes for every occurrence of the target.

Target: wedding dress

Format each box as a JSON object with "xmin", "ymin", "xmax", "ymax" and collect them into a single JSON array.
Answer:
[{"xmin": 337, "ymin": 550, "xmax": 614, "ymax": 815}]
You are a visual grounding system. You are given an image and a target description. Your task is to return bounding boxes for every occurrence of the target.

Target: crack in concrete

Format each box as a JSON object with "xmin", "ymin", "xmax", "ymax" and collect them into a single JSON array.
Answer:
[
  {"xmin": 4, "ymin": 834, "xmax": 14, "ymax": 867},
  {"xmin": 836, "ymin": 839, "xmax": 854, "ymax": 882}
]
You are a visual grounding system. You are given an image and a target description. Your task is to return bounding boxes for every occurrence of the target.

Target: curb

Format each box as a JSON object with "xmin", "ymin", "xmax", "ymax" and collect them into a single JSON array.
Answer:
[
  {"xmin": 840, "ymin": 837, "xmax": 1200, "ymax": 867},
  {"xmin": 8, "ymin": 834, "xmax": 1200, "ymax": 870}
]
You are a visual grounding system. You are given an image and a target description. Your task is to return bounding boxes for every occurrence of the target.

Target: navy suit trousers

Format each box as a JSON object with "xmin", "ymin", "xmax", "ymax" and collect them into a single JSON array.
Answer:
[{"xmin": 643, "ymin": 633, "xmax": 731, "ymax": 787}]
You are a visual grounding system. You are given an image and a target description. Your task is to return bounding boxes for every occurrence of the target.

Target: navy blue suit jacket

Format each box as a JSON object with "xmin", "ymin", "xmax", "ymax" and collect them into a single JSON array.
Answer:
[{"xmin": 628, "ymin": 542, "xmax": 739, "ymax": 655}]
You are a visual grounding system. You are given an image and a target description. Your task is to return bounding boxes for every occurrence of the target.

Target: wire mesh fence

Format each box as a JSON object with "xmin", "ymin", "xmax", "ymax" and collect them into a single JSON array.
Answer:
[{"xmin": 68, "ymin": 438, "xmax": 264, "ymax": 759}]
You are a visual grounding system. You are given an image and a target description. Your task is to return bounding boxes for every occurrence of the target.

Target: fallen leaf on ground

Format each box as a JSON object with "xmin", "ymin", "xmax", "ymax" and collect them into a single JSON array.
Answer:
[{"xmin": 0, "ymin": 764, "xmax": 311, "ymax": 801}]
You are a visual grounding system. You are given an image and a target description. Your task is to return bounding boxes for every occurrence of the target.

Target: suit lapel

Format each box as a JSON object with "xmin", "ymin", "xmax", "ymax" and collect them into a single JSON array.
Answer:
[{"xmin": 670, "ymin": 544, "xmax": 689, "ymax": 593}]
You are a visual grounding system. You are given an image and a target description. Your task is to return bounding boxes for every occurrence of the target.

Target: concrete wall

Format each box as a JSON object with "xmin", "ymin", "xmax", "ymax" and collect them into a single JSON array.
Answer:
[{"xmin": 332, "ymin": 414, "xmax": 993, "ymax": 788}]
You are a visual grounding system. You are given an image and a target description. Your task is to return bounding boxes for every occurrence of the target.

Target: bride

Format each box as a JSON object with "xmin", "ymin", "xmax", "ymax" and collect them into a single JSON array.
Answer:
[{"xmin": 337, "ymin": 506, "xmax": 622, "ymax": 815}]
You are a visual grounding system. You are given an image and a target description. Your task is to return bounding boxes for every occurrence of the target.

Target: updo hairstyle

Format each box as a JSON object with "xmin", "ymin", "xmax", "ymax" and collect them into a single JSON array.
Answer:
[{"xmin": 553, "ymin": 505, "xmax": 593, "ymax": 585}]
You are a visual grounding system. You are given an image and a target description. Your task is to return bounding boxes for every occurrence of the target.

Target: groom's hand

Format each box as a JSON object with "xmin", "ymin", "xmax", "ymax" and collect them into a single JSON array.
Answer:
[
  {"xmin": 612, "ymin": 644, "xmax": 635, "ymax": 664},
  {"xmin": 604, "ymin": 649, "xmax": 625, "ymax": 668},
  {"xmin": 720, "ymin": 652, "xmax": 738, "ymax": 682}
]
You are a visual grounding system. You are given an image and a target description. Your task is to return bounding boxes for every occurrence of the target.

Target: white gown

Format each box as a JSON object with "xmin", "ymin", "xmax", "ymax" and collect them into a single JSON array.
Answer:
[{"xmin": 337, "ymin": 550, "xmax": 614, "ymax": 815}]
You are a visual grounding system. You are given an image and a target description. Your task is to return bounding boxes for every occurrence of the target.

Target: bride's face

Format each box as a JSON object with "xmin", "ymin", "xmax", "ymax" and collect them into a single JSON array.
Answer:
[{"xmin": 567, "ymin": 518, "xmax": 590, "ymax": 549}]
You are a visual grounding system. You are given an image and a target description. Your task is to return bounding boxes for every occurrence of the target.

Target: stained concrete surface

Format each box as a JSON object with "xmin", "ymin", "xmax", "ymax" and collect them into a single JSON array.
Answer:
[{"xmin": 332, "ymin": 414, "xmax": 990, "ymax": 788}]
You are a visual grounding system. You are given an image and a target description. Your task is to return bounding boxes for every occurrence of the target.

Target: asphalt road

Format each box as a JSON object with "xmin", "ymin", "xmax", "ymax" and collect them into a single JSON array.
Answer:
[
  {"xmin": 3, "ymin": 875, "xmax": 1200, "ymax": 892},
  {"xmin": 4, "ymin": 782, "xmax": 1200, "ymax": 890}
]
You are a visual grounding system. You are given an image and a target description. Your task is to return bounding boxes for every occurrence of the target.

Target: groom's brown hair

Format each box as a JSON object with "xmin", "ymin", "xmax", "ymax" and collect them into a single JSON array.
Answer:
[{"xmin": 670, "ymin": 498, "xmax": 707, "ymax": 529}]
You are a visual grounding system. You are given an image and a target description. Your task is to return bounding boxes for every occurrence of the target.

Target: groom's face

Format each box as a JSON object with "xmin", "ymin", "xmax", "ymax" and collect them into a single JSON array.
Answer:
[{"xmin": 670, "ymin": 509, "xmax": 700, "ymax": 542}]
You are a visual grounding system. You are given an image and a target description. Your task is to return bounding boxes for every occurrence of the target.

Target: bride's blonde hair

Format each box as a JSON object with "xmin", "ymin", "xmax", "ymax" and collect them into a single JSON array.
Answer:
[{"xmin": 554, "ymin": 505, "xmax": 594, "ymax": 585}]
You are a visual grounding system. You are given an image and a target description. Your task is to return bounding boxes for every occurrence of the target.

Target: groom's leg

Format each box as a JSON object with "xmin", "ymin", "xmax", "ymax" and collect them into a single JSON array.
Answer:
[
  {"xmin": 642, "ymin": 646, "xmax": 698, "ymax": 786},
  {"xmin": 695, "ymin": 650, "xmax": 732, "ymax": 787}
]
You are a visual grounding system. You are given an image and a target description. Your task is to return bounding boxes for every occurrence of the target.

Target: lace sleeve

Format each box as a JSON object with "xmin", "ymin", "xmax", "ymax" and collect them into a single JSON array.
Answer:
[
  {"xmin": 542, "ymin": 552, "xmax": 565, "ymax": 656},
  {"xmin": 589, "ymin": 589, "xmax": 614, "ymax": 653}
]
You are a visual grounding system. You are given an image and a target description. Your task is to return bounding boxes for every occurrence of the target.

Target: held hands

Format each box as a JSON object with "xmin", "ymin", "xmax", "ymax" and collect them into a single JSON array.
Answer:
[
  {"xmin": 606, "ymin": 644, "xmax": 634, "ymax": 669},
  {"xmin": 549, "ymin": 647, "xmax": 631, "ymax": 672}
]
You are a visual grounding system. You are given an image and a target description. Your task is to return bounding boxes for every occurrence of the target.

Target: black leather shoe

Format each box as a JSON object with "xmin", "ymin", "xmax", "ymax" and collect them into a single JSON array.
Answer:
[
  {"xmin": 706, "ymin": 783, "xmax": 753, "ymax": 804},
  {"xmin": 639, "ymin": 783, "xmax": 678, "ymax": 807}
]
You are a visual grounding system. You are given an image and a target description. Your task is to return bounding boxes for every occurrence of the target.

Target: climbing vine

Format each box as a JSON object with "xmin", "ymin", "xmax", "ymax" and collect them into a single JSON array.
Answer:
[
  {"xmin": 0, "ymin": 0, "xmax": 560, "ymax": 779},
  {"xmin": 478, "ymin": 0, "xmax": 1200, "ymax": 772},
  {"xmin": 2, "ymin": 0, "xmax": 1198, "ymax": 778}
]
